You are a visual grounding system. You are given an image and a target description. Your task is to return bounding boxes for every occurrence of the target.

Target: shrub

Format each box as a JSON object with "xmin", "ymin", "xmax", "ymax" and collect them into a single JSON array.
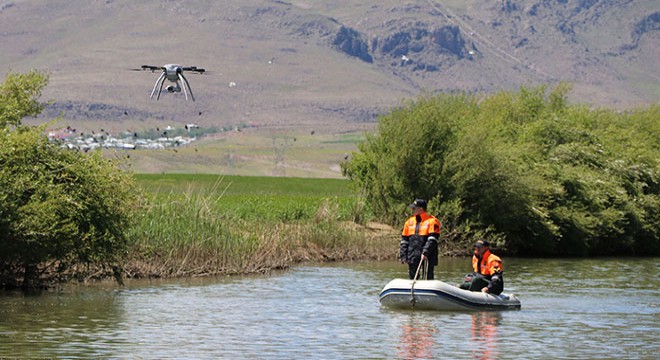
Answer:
[
  {"xmin": 342, "ymin": 85, "xmax": 660, "ymax": 256},
  {"xmin": 0, "ymin": 71, "xmax": 137, "ymax": 288}
]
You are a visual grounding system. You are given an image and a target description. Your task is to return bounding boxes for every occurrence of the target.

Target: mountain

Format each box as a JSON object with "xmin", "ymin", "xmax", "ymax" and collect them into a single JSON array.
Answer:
[{"xmin": 1, "ymin": 0, "xmax": 658, "ymax": 175}]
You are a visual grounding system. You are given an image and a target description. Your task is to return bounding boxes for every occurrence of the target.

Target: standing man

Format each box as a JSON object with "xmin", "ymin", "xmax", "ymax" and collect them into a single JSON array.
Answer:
[
  {"xmin": 400, "ymin": 199, "xmax": 441, "ymax": 280},
  {"xmin": 460, "ymin": 240, "xmax": 504, "ymax": 294}
]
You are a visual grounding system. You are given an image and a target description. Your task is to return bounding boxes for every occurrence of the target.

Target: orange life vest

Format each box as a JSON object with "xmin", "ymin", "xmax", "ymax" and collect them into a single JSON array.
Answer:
[
  {"xmin": 400, "ymin": 211, "xmax": 441, "ymax": 265},
  {"xmin": 472, "ymin": 249, "xmax": 502, "ymax": 276},
  {"xmin": 401, "ymin": 212, "xmax": 441, "ymax": 237}
]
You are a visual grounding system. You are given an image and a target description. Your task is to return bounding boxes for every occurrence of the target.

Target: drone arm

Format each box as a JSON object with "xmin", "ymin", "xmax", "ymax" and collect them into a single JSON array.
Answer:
[
  {"xmin": 179, "ymin": 73, "xmax": 195, "ymax": 101},
  {"xmin": 149, "ymin": 72, "xmax": 167, "ymax": 100},
  {"xmin": 142, "ymin": 65, "xmax": 161, "ymax": 72}
]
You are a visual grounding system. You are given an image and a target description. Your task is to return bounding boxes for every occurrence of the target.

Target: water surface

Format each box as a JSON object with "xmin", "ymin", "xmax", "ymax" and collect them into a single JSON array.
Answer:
[{"xmin": 1, "ymin": 257, "xmax": 658, "ymax": 359}]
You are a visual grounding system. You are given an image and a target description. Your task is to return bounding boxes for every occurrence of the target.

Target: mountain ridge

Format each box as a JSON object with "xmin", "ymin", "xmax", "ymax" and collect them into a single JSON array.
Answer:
[
  {"xmin": 0, "ymin": 1, "xmax": 657, "ymax": 176},
  {"xmin": 1, "ymin": 0, "xmax": 657, "ymax": 132}
]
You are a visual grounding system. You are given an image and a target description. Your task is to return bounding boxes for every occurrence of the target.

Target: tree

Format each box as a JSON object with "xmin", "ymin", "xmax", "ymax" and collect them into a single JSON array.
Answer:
[
  {"xmin": 342, "ymin": 85, "xmax": 660, "ymax": 256},
  {"xmin": 0, "ymin": 71, "xmax": 137, "ymax": 289},
  {"xmin": 0, "ymin": 70, "xmax": 48, "ymax": 128},
  {"xmin": 342, "ymin": 94, "xmax": 474, "ymax": 224}
]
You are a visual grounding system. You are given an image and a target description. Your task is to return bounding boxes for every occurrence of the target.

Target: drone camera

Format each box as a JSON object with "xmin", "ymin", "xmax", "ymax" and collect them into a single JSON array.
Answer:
[{"xmin": 166, "ymin": 84, "xmax": 181, "ymax": 93}]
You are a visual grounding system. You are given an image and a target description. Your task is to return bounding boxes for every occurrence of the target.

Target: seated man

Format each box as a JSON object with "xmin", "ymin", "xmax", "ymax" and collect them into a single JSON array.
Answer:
[{"xmin": 459, "ymin": 240, "xmax": 504, "ymax": 295}]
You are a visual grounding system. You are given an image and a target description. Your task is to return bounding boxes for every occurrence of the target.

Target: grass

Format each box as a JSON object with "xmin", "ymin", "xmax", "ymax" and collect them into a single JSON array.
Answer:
[
  {"xmin": 134, "ymin": 173, "xmax": 359, "ymax": 221},
  {"xmin": 118, "ymin": 129, "xmax": 368, "ymax": 178},
  {"xmin": 135, "ymin": 173, "xmax": 354, "ymax": 196},
  {"xmin": 122, "ymin": 173, "xmax": 396, "ymax": 279}
]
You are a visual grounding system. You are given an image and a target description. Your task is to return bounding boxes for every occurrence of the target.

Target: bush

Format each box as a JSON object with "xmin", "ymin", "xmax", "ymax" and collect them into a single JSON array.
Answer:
[
  {"xmin": 0, "ymin": 71, "xmax": 138, "ymax": 288},
  {"xmin": 342, "ymin": 85, "xmax": 660, "ymax": 256}
]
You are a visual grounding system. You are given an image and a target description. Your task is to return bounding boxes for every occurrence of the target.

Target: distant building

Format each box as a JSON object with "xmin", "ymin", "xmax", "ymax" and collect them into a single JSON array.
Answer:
[{"xmin": 47, "ymin": 128, "xmax": 76, "ymax": 141}]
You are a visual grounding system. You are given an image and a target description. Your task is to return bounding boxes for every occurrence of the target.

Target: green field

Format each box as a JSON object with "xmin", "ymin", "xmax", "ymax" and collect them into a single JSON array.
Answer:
[
  {"xmin": 134, "ymin": 173, "xmax": 360, "ymax": 222},
  {"xmin": 135, "ymin": 173, "xmax": 353, "ymax": 196}
]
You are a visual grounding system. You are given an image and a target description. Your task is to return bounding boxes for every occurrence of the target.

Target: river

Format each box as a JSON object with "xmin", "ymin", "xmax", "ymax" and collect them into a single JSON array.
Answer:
[{"xmin": 1, "ymin": 257, "xmax": 658, "ymax": 359}]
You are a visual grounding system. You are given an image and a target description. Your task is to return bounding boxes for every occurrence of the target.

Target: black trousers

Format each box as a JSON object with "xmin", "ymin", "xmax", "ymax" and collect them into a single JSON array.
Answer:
[
  {"xmin": 408, "ymin": 261, "xmax": 434, "ymax": 280},
  {"xmin": 459, "ymin": 273, "xmax": 503, "ymax": 294}
]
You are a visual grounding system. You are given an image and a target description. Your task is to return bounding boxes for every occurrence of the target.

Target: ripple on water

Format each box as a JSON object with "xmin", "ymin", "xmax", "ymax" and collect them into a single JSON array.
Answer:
[{"xmin": 1, "ymin": 258, "xmax": 659, "ymax": 359}]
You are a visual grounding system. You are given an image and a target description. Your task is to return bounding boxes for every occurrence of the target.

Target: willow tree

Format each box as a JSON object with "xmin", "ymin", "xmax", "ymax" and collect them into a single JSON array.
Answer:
[
  {"xmin": 342, "ymin": 85, "xmax": 660, "ymax": 256},
  {"xmin": 0, "ymin": 71, "xmax": 138, "ymax": 289},
  {"xmin": 0, "ymin": 70, "xmax": 48, "ymax": 128}
]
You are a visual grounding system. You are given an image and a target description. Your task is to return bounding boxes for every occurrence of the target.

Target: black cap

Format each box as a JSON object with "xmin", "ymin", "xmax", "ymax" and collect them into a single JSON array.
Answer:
[
  {"xmin": 408, "ymin": 199, "xmax": 427, "ymax": 209},
  {"xmin": 474, "ymin": 240, "xmax": 490, "ymax": 248}
]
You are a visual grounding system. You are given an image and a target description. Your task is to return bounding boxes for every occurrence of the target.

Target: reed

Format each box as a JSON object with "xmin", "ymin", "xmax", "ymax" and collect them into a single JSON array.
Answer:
[{"xmin": 124, "ymin": 175, "xmax": 396, "ymax": 278}]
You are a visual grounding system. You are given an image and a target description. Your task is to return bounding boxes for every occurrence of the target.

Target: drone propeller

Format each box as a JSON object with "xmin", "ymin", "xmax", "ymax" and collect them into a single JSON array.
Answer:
[
  {"xmin": 130, "ymin": 65, "xmax": 212, "ymax": 74},
  {"xmin": 141, "ymin": 64, "xmax": 162, "ymax": 72},
  {"xmin": 129, "ymin": 65, "xmax": 162, "ymax": 72},
  {"xmin": 182, "ymin": 66, "xmax": 206, "ymax": 74}
]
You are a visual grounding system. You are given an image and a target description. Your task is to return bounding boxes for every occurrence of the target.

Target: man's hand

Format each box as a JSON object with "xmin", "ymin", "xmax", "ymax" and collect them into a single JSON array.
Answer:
[
  {"xmin": 421, "ymin": 253, "xmax": 427, "ymax": 261},
  {"xmin": 481, "ymin": 287, "xmax": 489, "ymax": 293}
]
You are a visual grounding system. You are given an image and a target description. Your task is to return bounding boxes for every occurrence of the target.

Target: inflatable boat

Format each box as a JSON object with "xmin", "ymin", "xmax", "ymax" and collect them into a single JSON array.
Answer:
[{"xmin": 379, "ymin": 278, "xmax": 521, "ymax": 311}]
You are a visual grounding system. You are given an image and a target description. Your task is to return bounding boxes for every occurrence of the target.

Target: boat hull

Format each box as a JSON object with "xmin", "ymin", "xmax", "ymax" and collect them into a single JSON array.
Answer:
[{"xmin": 379, "ymin": 278, "xmax": 521, "ymax": 311}]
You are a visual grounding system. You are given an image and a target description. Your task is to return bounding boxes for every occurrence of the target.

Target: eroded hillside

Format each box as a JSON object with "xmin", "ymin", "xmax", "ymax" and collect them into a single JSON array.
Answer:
[{"xmin": 0, "ymin": 0, "xmax": 657, "ymax": 175}]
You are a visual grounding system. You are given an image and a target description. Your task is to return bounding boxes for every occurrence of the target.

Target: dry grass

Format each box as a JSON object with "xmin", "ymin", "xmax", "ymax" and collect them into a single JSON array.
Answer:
[
  {"xmin": 122, "ymin": 220, "xmax": 399, "ymax": 279},
  {"xmin": 114, "ymin": 128, "xmax": 369, "ymax": 178}
]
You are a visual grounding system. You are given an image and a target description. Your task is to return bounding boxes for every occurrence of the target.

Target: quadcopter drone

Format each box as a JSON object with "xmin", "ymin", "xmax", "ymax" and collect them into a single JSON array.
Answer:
[{"xmin": 134, "ymin": 64, "xmax": 206, "ymax": 101}]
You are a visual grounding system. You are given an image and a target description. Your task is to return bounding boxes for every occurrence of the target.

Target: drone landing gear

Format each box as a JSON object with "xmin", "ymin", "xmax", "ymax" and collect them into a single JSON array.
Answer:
[
  {"xmin": 178, "ymin": 72, "xmax": 195, "ymax": 101},
  {"xmin": 150, "ymin": 72, "xmax": 167, "ymax": 101},
  {"xmin": 149, "ymin": 73, "xmax": 195, "ymax": 101}
]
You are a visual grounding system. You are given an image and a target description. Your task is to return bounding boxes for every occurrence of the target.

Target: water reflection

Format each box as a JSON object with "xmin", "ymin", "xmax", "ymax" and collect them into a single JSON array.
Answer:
[
  {"xmin": 0, "ymin": 288, "xmax": 124, "ymax": 358},
  {"xmin": 396, "ymin": 315, "xmax": 438, "ymax": 359},
  {"xmin": 470, "ymin": 312, "xmax": 501, "ymax": 360},
  {"xmin": 1, "ymin": 258, "xmax": 658, "ymax": 359}
]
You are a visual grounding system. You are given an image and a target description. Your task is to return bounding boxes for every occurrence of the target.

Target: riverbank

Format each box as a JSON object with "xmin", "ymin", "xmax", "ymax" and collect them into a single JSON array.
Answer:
[
  {"xmin": 111, "ymin": 174, "xmax": 398, "ymax": 281},
  {"xmin": 2, "ymin": 174, "xmax": 465, "ymax": 289},
  {"xmin": 2, "ymin": 221, "xmax": 401, "ymax": 289},
  {"xmin": 121, "ymin": 221, "xmax": 400, "ymax": 279}
]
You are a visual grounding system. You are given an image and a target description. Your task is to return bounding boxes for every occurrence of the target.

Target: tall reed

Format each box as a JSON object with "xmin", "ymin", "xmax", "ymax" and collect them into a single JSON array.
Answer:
[{"xmin": 125, "ymin": 178, "xmax": 396, "ymax": 278}]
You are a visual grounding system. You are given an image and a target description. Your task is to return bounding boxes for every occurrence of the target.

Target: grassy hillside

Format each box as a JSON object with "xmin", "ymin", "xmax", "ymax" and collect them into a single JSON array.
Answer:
[
  {"xmin": 108, "ymin": 127, "xmax": 364, "ymax": 178},
  {"xmin": 1, "ymin": 0, "xmax": 658, "ymax": 175}
]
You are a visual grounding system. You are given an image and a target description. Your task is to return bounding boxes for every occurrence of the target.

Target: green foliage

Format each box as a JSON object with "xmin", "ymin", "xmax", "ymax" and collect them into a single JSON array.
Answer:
[
  {"xmin": 0, "ymin": 71, "xmax": 138, "ymax": 287},
  {"xmin": 343, "ymin": 93, "xmax": 475, "ymax": 223},
  {"xmin": 342, "ymin": 85, "xmax": 660, "ymax": 256},
  {"xmin": 0, "ymin": 126, "xmax": 138, "ymax": 273},
  {"xmin": 127, "ymin": 186, "xmax": 249, "ymax": 264},
  {"xmin": 0, "ymin": 70, "xmax": 48, "ymax": 128}
]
